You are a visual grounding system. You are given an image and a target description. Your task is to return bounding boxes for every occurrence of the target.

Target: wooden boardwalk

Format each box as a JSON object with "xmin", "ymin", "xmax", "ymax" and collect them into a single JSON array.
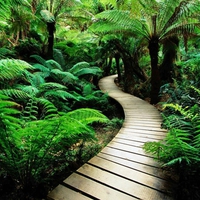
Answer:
[{"xmin": 47, "ymin": 75, "xmax": 174, "ymax": 200}]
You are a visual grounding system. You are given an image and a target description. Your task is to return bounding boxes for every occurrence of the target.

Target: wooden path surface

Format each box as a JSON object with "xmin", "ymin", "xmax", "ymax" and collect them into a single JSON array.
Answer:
[{"xmin": 47, "ymin": 75, "xmax": 174, "ymax": 200}]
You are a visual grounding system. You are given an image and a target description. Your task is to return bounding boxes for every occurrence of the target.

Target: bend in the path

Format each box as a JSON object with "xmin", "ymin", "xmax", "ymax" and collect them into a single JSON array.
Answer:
[{"xmin": 47, "ymin": 75, "xmax": 174, "ymax": 200}]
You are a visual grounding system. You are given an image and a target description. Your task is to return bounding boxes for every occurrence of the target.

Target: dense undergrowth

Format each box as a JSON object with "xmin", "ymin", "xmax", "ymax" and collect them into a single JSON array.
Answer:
[{"xmin": 0, "ymin": 57, "xmax": 124, "ymax": 200}]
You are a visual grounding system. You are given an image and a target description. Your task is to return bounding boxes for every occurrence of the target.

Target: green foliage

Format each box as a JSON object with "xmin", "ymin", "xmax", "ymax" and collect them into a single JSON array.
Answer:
[
  {"xmin": 40, "ymin": 10, "xmax": 55, "ymax": 23},
  {"xmin": 0, "ymin": 59, "xmax": 33, "ymax": 82},
  {"xmin": 0, "ymin": 105, "xmax": 109, "ymax": 190},
  {"xmin": 144, "ymin": 90, "xmax": 200, "ymax": 176}
]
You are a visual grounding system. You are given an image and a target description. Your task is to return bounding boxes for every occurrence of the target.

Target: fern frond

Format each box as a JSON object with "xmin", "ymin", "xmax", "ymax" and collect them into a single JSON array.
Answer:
[
  {"xmin": 30, "ymin": 55, "xmax": 46, "ymax": 66},
  {"xmin": 69, "ymin": 61, "xmax": 90, "ymax": 74},
  {"xmin": 45, "ymin": 60, "xmax": 63, "ymax": 71},
  {"xmin": 32, "ymin": 63, "xmax": 50, "ymax": 73},
  {"xmin": 53, "ymin": 48, "xmax": 66, "ymax": 67},
  {"xmin": 0, "ymin": 89, "xmax": 31, "ymax": 99},
  {"xmin": 40, "ymin": 10, "xmax": 55, "ymax": 23},
  {"xmin": 16, "ymin": 85, "xmax": 39, "ymax": 96},
  {"xmin": 39, "ymin": 82, "xmax": 67, "ymax": 91},
  {"xmin": 51, "ymin": 69, "xmax": 78, "ymax": 83},
  {"xmin": 83, "ymin": 84, "xmax": 94, "ymax": 96},
  {"xmin": 44, "ymin": 90, "xmax": 78, "ymax": 100},
  {"xmin": 0, "ymin": 59, "xmax": 33, "ymax": 81},
  {"xmin": 75, "ymin": 67, "xmax": 102, "ymax": 77},
  {"xmin": 66, "ymin": 108, "xmax": 109, "ymax": 124},
  {"xmin": 37, "ymin": 98, "xmax": 58, "ymax": 119},
  {"xmin": 0, "ymin": 94, "xmax": 21, "ymax": 128},
  {"xmin": 90, "ymin": 10, "xmax": 146, "ymax": 38}
]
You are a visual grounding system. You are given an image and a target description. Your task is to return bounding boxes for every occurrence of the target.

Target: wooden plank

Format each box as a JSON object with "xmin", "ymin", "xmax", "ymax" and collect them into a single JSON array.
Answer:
[
  {"xmin": 107, "ymin": 141, "xmax": 155, "ymax": 157},
  {"xmin": 116, "ymin": 131, "xmax": 164, "ymax": 140},
  {"xmin": 47, "ymin": 184, "xmax": 92, "ymax": 200},
  {"xmin": 97, "ymin": 153, "xmax": 169, "ymax": 179},
  {"xmin": 117, "ymin": 131, "xmax": 166, "ymax": 138},
  {"xmin": 77, "ymin": 164, "xmax": 172, "ymax": 200},
  {"xmin": 112, "ymin": 137, "xmax": 146, "ymax": 147},
  {"xmin": 116, "ymin": 133, "xmax": 161, "ymax": 143},
  {"xmin": 101, "ymin": 146, "xmax": 159, "ymax": 167},
  {"xmin": 122, "ymin": 124, "xmax": 165, "ymax": 132},
  {"xmin": 88, "ymin": 156, "xmax": 172, "ymax": 192},
  {"xmin": 124, "ymin": 120, "xmax": 163, "ymax": 125},
  {"xmin": 64, "ymin": 173, "xmax": 137, "ymax": 200},
  {"xmin": 124, "ymin": 122, "xmax": 162, "ymax": 128},
  {"xmin": 112, "ymin": 137, "xmax": 159, "ymax": 147},
  {"xmin": 118, "ymin": 127, "xmax": 167, "ymax": 135}
]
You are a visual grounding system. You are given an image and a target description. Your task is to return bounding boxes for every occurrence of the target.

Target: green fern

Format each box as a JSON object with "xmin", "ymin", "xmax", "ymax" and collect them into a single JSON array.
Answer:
[
  {"xmin": 75, "ymin": 66, "xmax": 102, "ymax": 77},
  {"xmin": 44, "ymin": 90, "xmax": 78, "ymax": 101},
  {"xmin": 51, "ymin": 69, "xmax": 78, "ymax": 84},
  {"xmin": 40, "ymin": 10, "xmax": 55, "ymax": 23},
  {"xmin": 0, "ymin": 89, "xmax": 31, "ymax": 100},
  {"xmin": 30, "ymin": 55, "xmax": 46, "ymax": 66},
  {"xmin": 45, "ymin": 59, "xmax": 63, "ymax": 70},
  {"xmin": 0, "ymin": 59, "xmax": 33, "ymax": 81},
  {"xmin": 69, "ymin": 61, "xmax": 91, "ymax": 74},
  {"xmin": 0, "ymin": 107, "xmax": 109, "ymax": 189},
  {"xmin": 53, "ymin": 48, "xmax": 66, "ymax": 67},
  {"xmin": 22, "ymin": 98, "xmax": 38, "ymax": 121},
  {"xmin": 37, "ymin": 98, "xmax": 58, "ymax": 119}
]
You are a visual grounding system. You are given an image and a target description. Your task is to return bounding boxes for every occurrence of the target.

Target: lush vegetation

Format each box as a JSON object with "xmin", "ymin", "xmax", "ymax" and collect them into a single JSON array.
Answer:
[{"xmin": 0, "ymin": 0, "xmax": 200, "ymax": 199}]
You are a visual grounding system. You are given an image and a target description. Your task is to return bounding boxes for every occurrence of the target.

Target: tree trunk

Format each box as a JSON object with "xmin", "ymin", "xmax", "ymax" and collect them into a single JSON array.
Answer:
[
  {"xmin": 47, "ymin": 22, "xmax": 56, "ymax": 59},
  {"xmin": 115, "ymin": 52, "xmax": 122, "ymax": 82},
  {"xmin": 103, "ymin": 56, "xmax": 112, "ymax": 76},
  {"xmin": 148, "ymin": 37, "xmax": 161, "ymax": 104},
  {"xmin": 160, "ymin": 37, "xmax": 179, "ymax": 82},
  {"xmin": 122, "ymin": 56, "xmax": 136, "ymax": 94}
]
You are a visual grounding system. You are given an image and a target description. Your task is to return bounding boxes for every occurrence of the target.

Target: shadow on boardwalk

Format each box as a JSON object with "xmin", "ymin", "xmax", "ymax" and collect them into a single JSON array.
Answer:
[{"xmin": 47, "ymin": 75, "xmax": 174, "ymax": 200}]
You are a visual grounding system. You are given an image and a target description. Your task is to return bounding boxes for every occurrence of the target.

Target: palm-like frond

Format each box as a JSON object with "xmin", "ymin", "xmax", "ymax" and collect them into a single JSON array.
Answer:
[
  {"xmin": 37, "ymin": 98, "xmax": 58, "ymax": 119},
  {"xmin": 40, "ymin": 9, "xmax": 55, "ymax": 23},
  {"xmin": 39, "ymin": 82, "xmax": 67, "ymax": 91},
  {"xmin": 45, "ymin": 59, "xmax": 63, "ymax": 70},
  {"xmin": 75, "ymin": 67, "xmax": 102, "ymax": 77},
  {"xmin": 44, "ymin": 90, "xmax": 78, "ymax": 100},
  {"xmin": 69, "ymin": 61, "xmax": 90, "ymax": 74},
  {"xmin": 53, "ymin": 48, "xmax": 66, "ymax": 67},
  {"xmin": 66, "ymin": 108, "xmax": 109, "ymax": 124},
  {"xmin": 69, "ymin": 61, "xmax": 102, "ymax": 78},
  {"xmin": 0, "ymin": 89, "xmax": 31, "ymax": 100},
  {"xmin": 90, "ymin": 10, "xmax": 149, "ymax": 39},
  {"xmin": 30, "ymin": 55, "xmax": 46, "ymax": 66},
  {"xmin": 51, "ymin": 69, "xmax": 78, "ymax": 83},
  {"xmin": 16, "ymin": 85, "xmax": 39, "ymax": 96},
  {"xmin": 0, "ymin": 94, "xmax": 21, "ymax": 128},
  {"xmin": 0, "ymin": 59, "xmax": 33, "ymax": 81}
]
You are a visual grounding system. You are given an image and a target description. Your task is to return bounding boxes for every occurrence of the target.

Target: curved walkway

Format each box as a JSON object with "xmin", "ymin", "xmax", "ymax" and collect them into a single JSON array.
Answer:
[{"xmin": 47, "ymin": 75, "xmax": 174, "ymax": 200}]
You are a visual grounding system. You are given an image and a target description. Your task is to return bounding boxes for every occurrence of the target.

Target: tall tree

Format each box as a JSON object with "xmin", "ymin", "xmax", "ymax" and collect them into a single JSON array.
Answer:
[
  {"xmin": 90, "ymin": 0, "xmax": 200, "ymax": 104},
  {"xmin": 38, "ymin": 0, "xmax": 92, "ymax": 59}
]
